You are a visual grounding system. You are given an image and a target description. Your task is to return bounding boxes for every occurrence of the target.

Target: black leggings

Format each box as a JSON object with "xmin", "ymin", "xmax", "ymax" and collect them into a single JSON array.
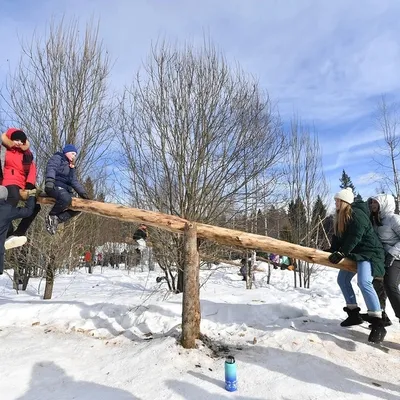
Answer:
[{"xmin": 373, "ymin": 260, "xmax": 400, "ymax": 319}]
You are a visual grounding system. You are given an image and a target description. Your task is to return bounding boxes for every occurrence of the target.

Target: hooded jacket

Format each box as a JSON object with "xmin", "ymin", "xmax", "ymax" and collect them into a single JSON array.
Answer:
[
  {"xmin": 0, "ymin": 128, "xmax": 37, "ymax": 189},
  {"xmin": 45, "ymin": 152, "xmax": 86, "ymax": 195},
  {"xmin": 331, "ymin": 200, "xmax": 385, "ymax": 277},
  {"xmin": 368, "ymin": 194, "xmax": 400, "ymax": 259}
]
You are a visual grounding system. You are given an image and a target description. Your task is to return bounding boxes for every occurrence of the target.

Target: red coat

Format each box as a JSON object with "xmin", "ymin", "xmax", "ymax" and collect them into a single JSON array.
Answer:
[
  {"xmin": 1, "ymin": 128, "xmax": 37, "ymax": 189},
  {"xmin": 84, "ymin": 251, "xmax": 92, "ymax": 262}
]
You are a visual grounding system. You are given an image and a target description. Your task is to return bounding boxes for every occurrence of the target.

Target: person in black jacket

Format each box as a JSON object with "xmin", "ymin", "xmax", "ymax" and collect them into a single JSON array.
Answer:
[
  {"xmin": 0, "ymin": 185, "xmax": 37, "ymax": 274},
  {"xmin": 133, "ymin": 224, "xmax": 148, "ymax": 241},
  {"xmin": 44, "ymin": 144, "xmax": 89, "ymax": 235}
]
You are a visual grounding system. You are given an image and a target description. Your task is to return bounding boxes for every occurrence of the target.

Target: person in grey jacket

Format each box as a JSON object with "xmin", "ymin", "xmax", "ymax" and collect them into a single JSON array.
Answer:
[{"xmin": 366, "ymin": 194, "xmax": 400, "ymax": 325}]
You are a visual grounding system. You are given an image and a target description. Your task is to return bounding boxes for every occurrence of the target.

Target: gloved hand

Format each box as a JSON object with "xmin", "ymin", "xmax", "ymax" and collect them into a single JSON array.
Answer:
[
  {"xmin": 79, "ymin": 192, "xmax": 90, "ymax": 200},
  {"xmin": 45, "ymin": 179, "xmax": 55, "ymax": 192},
  {"xmin": 26, "ymin": 188, "xmax": 37, "ymax": 197},
  {"xmin": 328, "ymin": 251, "xmax": 345, "ymax": 264},
  {"xmin": 385, "ymin": 253, "xmax": 395, "ymax": 269}
]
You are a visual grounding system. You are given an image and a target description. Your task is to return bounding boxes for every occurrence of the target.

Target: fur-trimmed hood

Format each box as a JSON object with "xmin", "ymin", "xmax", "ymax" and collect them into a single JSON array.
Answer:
[{"xmin": 2, "ymin": 128, "xmax": 30, "ymax": 151}]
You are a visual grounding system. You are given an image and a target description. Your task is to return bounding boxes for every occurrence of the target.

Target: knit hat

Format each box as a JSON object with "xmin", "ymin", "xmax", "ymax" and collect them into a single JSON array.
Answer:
[
  {"xmin": 63, "ymin": 144, "xmax": 78, "ymax": 154},
  {"xmin": 0, "ymin": 186, "xmax": 8, "ymax": 200},
  {"xmin": 334, "ymin": 187, "xmax": 354, "ymax": 204},
  {"xmin": 10, "ymin": 130, "xmax": 27, "ymax": 143}
]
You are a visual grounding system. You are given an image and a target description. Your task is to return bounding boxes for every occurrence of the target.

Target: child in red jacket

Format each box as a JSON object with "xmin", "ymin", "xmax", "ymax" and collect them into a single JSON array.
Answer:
[{"xmin": 0, "ymin": 128, "xmax": 41, "ymax": 241}]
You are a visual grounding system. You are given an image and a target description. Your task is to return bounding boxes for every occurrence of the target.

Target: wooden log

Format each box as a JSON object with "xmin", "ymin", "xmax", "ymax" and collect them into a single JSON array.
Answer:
[{"xmin": 33, "ymin": 194, "xmax": 356, "ymax": 273}]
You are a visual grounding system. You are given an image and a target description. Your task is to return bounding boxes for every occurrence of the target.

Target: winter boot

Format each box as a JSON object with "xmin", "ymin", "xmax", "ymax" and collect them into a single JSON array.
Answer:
[
  {"xmin": 340, "ymin": 307, "xmax": 363, "ymax": 327},
  {"xmin": 368, "ymin": 317, "xmax": 387, "ymax": 344},
  {"xmin": 361, "ymin": 311, "xmax": 392, "ymax": 327}
]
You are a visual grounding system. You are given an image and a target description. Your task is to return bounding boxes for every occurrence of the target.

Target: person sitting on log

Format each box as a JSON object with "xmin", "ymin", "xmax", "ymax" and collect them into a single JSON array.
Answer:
[
  {"xmin": 0, "ymin": 128, "xmax": 41, "ymax": 246},
  {"xmin": 44, "ymin": 144, "xmax": 89, "ymax": 235}
]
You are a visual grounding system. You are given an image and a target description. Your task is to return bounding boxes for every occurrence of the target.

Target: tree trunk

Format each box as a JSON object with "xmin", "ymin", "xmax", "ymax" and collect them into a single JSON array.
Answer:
[
  {"xmin": 34, "ymin": 195, "xmax": 357, "ymax": 273},
  {"xmin": 43, "ymin": 256, "xmax": 55, "ymax": 300},
  {"xmin": 181, "ymin": 222, "xmax": 201, "ymax": 349}
]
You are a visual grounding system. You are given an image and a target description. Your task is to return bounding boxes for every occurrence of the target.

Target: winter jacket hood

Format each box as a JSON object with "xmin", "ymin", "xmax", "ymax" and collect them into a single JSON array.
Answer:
[
  {"xmin": 0, "ymin": 129, "xmax": 36, "ymax": 189},
  {"xmin": 370, "ymin": 193, "xmax": 395, "ymax": 217},
  {"xmin": 368, "ymin": 193, "xmax": 400, "ymax": 259}
]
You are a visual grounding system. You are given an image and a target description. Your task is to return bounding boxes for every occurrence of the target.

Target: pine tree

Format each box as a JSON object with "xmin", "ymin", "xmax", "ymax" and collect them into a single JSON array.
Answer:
[
  {"xmin": 339, "ymin": 170, "xmax": 363, "ymax": 200},
  {"xmin": 288, "ymin": 197, "xmax": 307, "ymax": 245},
  {"xmin": 339, "ymin": 170, "xmax": 356, "ymax": 192}
]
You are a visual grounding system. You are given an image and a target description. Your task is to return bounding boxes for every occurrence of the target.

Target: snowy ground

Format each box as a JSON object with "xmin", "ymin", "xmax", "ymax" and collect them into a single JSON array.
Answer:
[{"xmin": 0, "ymin": 264, "xmax": 399, "ymax": 400}]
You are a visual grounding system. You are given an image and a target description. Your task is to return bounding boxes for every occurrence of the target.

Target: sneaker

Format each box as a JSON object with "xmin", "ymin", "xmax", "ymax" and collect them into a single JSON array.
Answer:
[
  {"xmin": 45, "ymin": 214, "xmax": 59, "ymax": 235},
  {"xmin": 5, "ymin": 235, "xmax": 27, "ymax": 250}
]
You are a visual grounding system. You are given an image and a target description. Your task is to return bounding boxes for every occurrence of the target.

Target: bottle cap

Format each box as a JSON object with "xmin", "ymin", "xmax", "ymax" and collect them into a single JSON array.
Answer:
[{"xmin": 226, "ymin": 355, "xmax": 235, "ymax": 363}]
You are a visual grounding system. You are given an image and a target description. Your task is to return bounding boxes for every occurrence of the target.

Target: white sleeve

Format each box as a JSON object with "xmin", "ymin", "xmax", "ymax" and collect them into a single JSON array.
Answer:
[{"xmin": 387, "ymin": 215, "xmax": 400, "ymax": 257}]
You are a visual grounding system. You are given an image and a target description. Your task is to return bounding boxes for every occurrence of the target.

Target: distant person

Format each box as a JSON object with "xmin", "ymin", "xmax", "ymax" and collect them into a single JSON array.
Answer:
[
  {"xmin": 269, "ymin": 253, "xmax": 280, "ymax": 269},
  {"xmin": 327, "ymin": 187, "xmax": 386, "ymax": 343},
  {"xmin": 44, "ymin": 144, "xmax": 89, "ymax": 235},
  {"xmin": 366, "ymin": 194, "xmax": 400, "ymax": 327}
]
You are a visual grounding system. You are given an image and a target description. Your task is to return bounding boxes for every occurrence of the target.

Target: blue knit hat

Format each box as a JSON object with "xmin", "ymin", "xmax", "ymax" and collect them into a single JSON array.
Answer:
[{"xmin": 63, "ymin": 144, "xmax": 78, "ymax": 154}]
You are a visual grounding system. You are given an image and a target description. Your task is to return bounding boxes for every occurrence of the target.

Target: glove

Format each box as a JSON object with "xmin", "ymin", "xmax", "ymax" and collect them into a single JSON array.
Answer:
[
  {"xmin": 26, "ymin": 188, "xmax": 37, "ymax": 197},
  {"xmin": 45, "ymin": 179, "xmax": 55, "ymax": 191},
  {"xmin": 25, "ymin": 183, "xmax": 35, "ymax": 190},
  {"xmin": 79, "ymin": 192, "xmax": 90, "ymax": 200},
  {"xmin": 328, "ymin": 251, "xmax": 345, "ymax": 264},
  {"xmin": 385, "ymin": 253, "xmax": 395, "ymax": 269}
]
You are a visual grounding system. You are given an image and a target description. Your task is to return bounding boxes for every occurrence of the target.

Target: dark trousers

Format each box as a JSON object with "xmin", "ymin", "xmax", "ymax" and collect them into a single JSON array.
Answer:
[
  {"xmin": 373, "ymin": 260, "xmax": 400, "ymax": 319},
  {"xmin": 6, "ymin": 185, "xmax": 41, "ymax": 237},
  {"xmin": 46, "ymin": 186, "xmax": 80, "ymax": 223}
]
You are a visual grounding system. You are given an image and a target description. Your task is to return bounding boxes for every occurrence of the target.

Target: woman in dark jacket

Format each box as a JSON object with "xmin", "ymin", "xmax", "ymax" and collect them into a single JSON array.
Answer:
[
  {"xmin": 328, "ymin": 187, "xmax": 386, "ymax": 343},
  {"xmin": 44, "ymin": 144, "xmax": 89, "ymax": 235}
]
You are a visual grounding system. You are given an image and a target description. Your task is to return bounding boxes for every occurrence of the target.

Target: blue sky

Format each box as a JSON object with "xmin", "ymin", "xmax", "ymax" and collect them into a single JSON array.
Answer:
[{"xmin": 1, "ymin": 0, "xmax": 400, "ymax": 200}]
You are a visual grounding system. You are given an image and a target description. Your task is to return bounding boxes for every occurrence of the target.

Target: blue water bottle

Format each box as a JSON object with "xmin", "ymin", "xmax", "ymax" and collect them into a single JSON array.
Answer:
[{"xmin": 225, "ymin": 355, "xmax": 237, "ymax": 392}]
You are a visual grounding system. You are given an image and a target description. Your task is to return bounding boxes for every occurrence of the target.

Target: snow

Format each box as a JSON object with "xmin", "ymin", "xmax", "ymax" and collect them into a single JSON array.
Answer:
[{"xmin": 0, "ymin": 264, "xmax": 399, "ymax": 400}]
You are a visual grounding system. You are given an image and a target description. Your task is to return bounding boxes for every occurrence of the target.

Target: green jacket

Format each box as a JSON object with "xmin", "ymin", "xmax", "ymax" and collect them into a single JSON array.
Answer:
[{"xmin": 331, "ymin": 201, "xmax": 385, "ymax": 277}]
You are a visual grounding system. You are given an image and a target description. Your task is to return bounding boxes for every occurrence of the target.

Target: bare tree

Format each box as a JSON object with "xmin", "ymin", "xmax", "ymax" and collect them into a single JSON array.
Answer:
[
  {"xmin": 2, "ymin": 18, "xmax": 113, "ymax": 298},
  {"xmin": 116, "ymin": 40, "xmax": 284, "ymax": 292},
  {"xmin": 375, "ymin": 96, "xmax": 400, "ymax": 213},
  {"xmin": 284, "ymin": 118, "xmax": 329, "ymax": 288}
]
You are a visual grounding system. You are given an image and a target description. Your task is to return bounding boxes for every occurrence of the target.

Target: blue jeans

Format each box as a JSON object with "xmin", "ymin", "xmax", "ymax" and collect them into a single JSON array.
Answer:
[{"xmin": 337, "ymin": 261, "xmax": 381, "ymax": 312}]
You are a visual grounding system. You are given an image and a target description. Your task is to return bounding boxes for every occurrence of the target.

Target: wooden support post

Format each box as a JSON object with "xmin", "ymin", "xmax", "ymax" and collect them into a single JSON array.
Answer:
[{"xmin": 181, "ymin": 222, "xmax": 201, "ymax": 349}]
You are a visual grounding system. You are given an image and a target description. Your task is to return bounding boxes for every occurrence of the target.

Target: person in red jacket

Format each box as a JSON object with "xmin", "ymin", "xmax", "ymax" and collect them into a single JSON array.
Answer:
[{"xmin": 0, "ymin": 128, "xmax": 41, "ymax": 240}]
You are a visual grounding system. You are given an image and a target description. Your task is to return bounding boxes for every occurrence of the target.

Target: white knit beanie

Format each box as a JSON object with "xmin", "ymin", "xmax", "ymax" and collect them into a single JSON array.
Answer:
[{"xmin": 334, "ymin": 187, "xmax": 354, "ymax": 204}]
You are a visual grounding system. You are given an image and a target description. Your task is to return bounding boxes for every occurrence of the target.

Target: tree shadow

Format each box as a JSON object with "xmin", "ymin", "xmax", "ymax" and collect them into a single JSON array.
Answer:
[
  {"xmin": 0, "ymin": 296, "xmax": 180, "ymax": 341},
  {"xmin": 189, "ymin": 339, "xmax": 400, "ymax": 399},
  {"xmin": 166, "ymin": 378, "xmax": 265, "ymax": 400},
  {"xmin": 200, "ymin": 299, "xmax": 400, "ymax": 353},
  {"xmin": 16, "ymin": 361, "xmax": 140, "ymax": 400}
]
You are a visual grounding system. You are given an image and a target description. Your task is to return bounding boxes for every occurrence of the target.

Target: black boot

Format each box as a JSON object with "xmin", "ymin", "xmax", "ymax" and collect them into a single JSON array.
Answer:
[
  {"xmin": 361, "ymin": 311, "xmax": 392, "ymax": 327},
  {"xmin": 368, "ymin": 317, "xmax": 387, "ymax": 343},
  {"xmin": 340, "ymin": 307, "xmax": 363, "ymax": 327}
]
